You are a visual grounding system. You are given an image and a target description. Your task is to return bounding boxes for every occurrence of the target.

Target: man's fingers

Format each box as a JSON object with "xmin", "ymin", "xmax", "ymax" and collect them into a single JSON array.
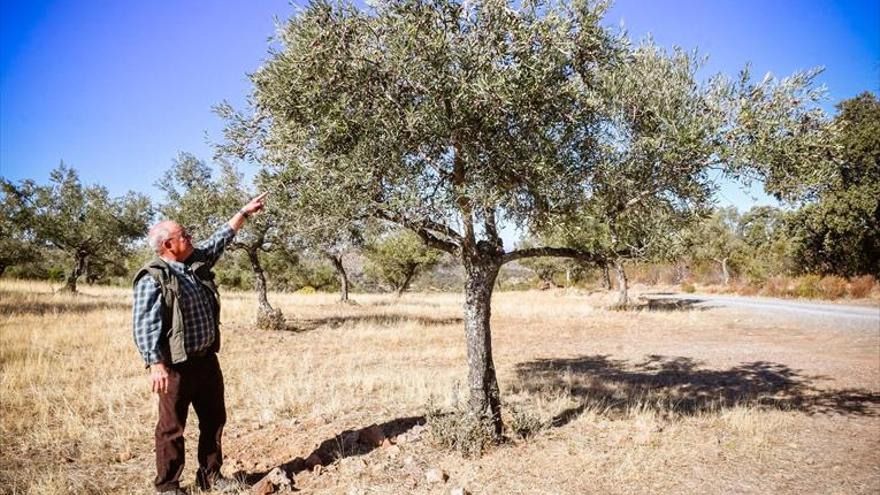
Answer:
[{"xmin": 254, "ymin": 191, "xmax": 270, "ymax": 202}]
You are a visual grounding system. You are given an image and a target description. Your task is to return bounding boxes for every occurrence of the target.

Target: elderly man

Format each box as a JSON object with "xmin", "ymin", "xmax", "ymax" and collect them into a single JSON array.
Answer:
[{"xmin": 133, "ymin": 192, "xmax": 267, "ymax": 495}]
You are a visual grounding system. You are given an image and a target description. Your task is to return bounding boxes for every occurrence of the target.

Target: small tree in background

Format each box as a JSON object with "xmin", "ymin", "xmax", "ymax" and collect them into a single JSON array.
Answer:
[
  {"xmin": 157, "ymin": 153, "xmax": 288, "ymax": 329},
  {"xmin": 0, "ymin": 181, "xmax": 42, "ymax": 276},
  {"xmin": 738, "ymin": 205, "xmax": 793, "ymax": 282},
  {"xmin": 365, "ymin": 228, "xmax": 443, "ymax": 296},
  {"xmin": 687, "ymin": 207, "xmax": 743, "ymax": 285},
  {"xmin": 1, "ymin": 164, "xmax": 152, "ymax": 293}
]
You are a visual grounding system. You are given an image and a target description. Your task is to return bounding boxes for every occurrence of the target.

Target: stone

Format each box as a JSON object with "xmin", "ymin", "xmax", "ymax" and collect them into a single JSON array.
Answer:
[
  {"xmin": 115, "ymin": 451, "xmax": 132, "ymax": 462},
  {"xmin": 425, "ymin": 468, "xmax": 448, "ymax": 484},
  {"xmin": 250, "ymin": 467, "xmax": 291, "ymax": 495},
  {"xmin": 359, "ymin": 424, "xmax": 386, "ymax": 447}
]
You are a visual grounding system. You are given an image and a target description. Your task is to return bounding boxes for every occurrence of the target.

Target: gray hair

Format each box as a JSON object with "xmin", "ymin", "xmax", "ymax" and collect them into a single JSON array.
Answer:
[{"xmin": 147, "ymin": 223, "xmax": 173, "ymax": 255}]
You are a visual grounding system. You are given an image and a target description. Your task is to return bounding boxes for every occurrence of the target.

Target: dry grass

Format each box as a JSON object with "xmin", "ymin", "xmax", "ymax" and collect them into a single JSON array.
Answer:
[{"xmin": 1, "ymin": 280, "xmax": 878, "ymax": 494}]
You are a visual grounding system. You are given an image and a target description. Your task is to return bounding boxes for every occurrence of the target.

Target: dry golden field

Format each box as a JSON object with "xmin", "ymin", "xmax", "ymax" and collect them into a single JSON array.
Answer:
[{"xmin": 1, "ymin": 279, "xmax": 878, "ymax": 494}]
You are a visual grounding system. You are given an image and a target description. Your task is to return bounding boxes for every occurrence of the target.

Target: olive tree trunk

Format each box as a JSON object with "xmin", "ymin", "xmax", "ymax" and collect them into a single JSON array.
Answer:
[
  {"xmin": 63, "ymin": 253, "xmax": 87, "ymax": 293},
  {"xmin": 328, "ymin": 254, "xmax": 349, "ymax": 302},
  {"xmin": 602, "ymin": 263, "xmax": 611, "ymax": 290},
  {"xmin": 614, "ymin": 258, "xmax": 628, "ymax": 307},
  {"xmin": 246, "ymin": 248, "xmax": 274, "ymax": 315},
  {"xmin": 396, "ymin": 265, "xmax": 417, "ymax": 297},
  {"xmin": 716, "ymin": 257, "xmax": 730, "ymax": 285},
  {"xmin": 462, "ymin": 255, "xmax": 503, "ymax": 437}
]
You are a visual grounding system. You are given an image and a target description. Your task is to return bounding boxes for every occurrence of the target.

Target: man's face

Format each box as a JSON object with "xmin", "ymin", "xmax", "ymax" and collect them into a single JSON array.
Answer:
[{"xmin": 163, "ymin": 224, "xmax": 194, "ymax": 261}]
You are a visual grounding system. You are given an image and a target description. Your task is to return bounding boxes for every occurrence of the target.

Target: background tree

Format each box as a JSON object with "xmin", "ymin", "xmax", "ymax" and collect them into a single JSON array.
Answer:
[
  {"xmin": 230, "ymin": 0, "xmax": 831, "ymax": 435},
  {"xmin": 157, "ymin": 152, "xmax": 288, "ymax": 329},
  {"xmin": 787, "ymin": 92, "xmax": 880, "ymax": 277},
  {"xmin": 364, "ymin": 227, "xmax": 443, "ymax": 295},
  {"xmin": 2, "ymin": 164, "xmax": 152, "ymax": 292},
  {"xmin": 738, "ymin": 205, "xmax": 793, "ymax": 282},
  {"xmin": 686, "ymin": 207, "xmax": 743, "ymax": 285},
  {"xmin": 0, "ymin": 180, "xmax": 41, "ymax": 276}
]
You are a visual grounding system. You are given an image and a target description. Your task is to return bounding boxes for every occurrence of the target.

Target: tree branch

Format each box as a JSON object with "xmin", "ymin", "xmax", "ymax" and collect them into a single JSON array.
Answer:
[
  {"xmin": 375, "ymin": 209, "xmax": 461, "ymax": 254},
  {"xmin": 502, "ymin": 247, "xmax": 605, "ymax": 266}
]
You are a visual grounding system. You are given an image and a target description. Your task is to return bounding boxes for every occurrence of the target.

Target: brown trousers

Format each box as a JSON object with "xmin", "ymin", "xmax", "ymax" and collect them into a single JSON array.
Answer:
[{"xmin": 154, "ymin": 352, "xmax": 226, "ymax": 492}]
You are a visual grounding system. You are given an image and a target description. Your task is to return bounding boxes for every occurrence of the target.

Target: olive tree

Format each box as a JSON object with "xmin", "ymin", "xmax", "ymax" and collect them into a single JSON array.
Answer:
[
  {"xmin": 0, "ymin": 181, "xmax": 41, "ymax": 276},
  {"xmin": 364, "ymin": 227, "xmax": 443, "ymax": 295},
  {"xmin": 157, "ymin": 152, "xmax": 287, "ymax": 328},
  {"xmin": 686, "ymin": 207, "xmax": 743, "ymax": 285},
  {"xmin": 2, "ymin": 164, "xmax": 152, "ymax": 292},
  {"xmin": 230, "ymin": 0, "xmax": 831, "ymax": 435}
]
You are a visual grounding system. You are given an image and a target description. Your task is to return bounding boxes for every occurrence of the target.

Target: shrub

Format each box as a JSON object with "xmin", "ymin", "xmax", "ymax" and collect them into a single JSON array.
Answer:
[
  {"xmin": 295, "ymin": 286, "xmax": 316, "ymax": 294},
  {"xmin": 736, "ymin": 283, "xmax": 760, "ymax": 296},
  {"xmin": 817, "ymin": 275, "xmax": 847, "ymax": 299},
  {"xmin": 426, "ymin": 396, "xmax": 495, "ymax": 458},
  {"xmin": 507, "ymin": 405, "xmax": 546, "ymax": 439},
  {"xmin": 848, "ymin": 275, "xmax": 877, "ymax": 299},
  {"xmin": 762, "ymin": 276, "xmax": 795, "ymax": 298},
  {"xmin": 680, "ymin": 282, "xmax": 696, "ymax": 294},
  {"xmin": 793, "ymin": 275, "xmax": 821, "ymax": 299}
]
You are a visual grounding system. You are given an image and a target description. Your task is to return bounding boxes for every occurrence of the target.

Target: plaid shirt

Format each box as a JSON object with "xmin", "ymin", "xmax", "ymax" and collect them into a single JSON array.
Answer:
[{"xmin": 132, "ymin": 224, "xmax": 236, "ymax": 366}]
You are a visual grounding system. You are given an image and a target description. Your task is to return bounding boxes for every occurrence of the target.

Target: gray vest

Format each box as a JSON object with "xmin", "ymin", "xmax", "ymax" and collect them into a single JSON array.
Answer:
[{"xmin": 132, "ymin": 253, "xmax": 222, "ymax": 364}]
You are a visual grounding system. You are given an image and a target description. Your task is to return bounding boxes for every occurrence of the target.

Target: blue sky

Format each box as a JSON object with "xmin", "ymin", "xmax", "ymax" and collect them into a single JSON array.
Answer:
[{"xmin": 2, "ymin": 0, "xmax": 878, "ymax": 233}]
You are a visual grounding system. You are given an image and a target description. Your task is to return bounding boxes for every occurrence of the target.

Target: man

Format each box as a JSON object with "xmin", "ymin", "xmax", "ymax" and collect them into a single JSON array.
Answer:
[{"xmin": 132, "ymin": 192, "xmax": 268, "ymax": 495}]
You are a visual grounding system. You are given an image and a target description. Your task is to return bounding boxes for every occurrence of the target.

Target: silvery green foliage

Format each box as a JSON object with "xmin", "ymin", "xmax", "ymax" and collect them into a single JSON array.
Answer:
[
  {"xmin": 2, "ymin": 164, "xmax": 152, "ymax": 291},
  {"xmin": 235, "ymin": 0, "xmax": 829, "ymax": 261},
  {"xmin": 239, "ymin": 0, "xmax": 619, "ymax": 259}
]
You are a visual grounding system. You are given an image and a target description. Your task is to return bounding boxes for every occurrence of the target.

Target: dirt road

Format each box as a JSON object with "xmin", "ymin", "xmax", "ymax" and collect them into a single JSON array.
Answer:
[{"xmin": 642, "ymin": 292, "xmax": 879, "ymax": 331}]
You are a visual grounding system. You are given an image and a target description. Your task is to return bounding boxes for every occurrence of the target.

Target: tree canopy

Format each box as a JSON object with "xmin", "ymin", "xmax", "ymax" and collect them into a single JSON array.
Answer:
[{"xmin": 2, "ymin": 164, "xmax": 152, "ymax": 292}]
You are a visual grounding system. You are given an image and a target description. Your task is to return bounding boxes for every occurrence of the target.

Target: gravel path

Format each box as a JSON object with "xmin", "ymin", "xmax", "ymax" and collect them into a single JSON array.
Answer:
[{"xmin": 641, "ymin": 292, "xmax": 880, "ymax": 331}]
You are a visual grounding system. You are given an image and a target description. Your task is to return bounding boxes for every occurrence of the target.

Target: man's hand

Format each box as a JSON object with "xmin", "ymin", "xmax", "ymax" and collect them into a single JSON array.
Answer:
[
  {"xmin": 230, "ymin": 191, "xmax": 269, "ymax": 232},
  {"xmin": 150, "ymin": 363, "xmax": 171, "ymax": 394},
  {"xmin": 242, "ymin": 191, "xmax": 269, "ymax": 217}
]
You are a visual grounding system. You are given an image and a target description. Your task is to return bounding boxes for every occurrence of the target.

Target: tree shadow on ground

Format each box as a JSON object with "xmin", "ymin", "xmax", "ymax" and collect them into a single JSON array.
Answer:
[
  {"xmin": 0, "ymin": 291, "xmax": 130, "ymax": 316},
  {"xmin": 633, "ymin": 296, "xmax": 712, "ymax": 312},
  {"xmin": 237, "ymin": 415, "xmax": 426, "ymax": 485},
  {"xmin": 514, "ymin": 354, "xmax": 880, "ymax": 428},
  {"xmin": 285, "ymin": 314, "xmax": 462, "ymax": 332}
]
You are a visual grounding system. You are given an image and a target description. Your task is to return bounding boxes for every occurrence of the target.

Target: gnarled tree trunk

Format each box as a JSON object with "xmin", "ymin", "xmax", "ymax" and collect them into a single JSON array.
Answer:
[
  {"xmin": 63, "ymin": 253, "xmax": 87, "ymax": 293},
  {"xmin": 463, "ymin": 254, "xmax": 503, "ymax": 437},
  {"xmin": 246, "ymin": 248, "xmax": 274, "ymax": 315},
  {"xmin": 602, "ymin": 263, "xmax": 611, "ymax": 290},
  {"xmin": 614, "ymin": 258, "xmax": 628, "ymax": 307},
  {"xmin": 327, "ymin": 254, "xmax": 349, "ymax": 302},
  {"xmin": 396, "ymin": 264, "xmax": 417, "ymax": 297},
  {"xmin": 716, "ymin": 257, "xmax": 730, "ymax": 285}
]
